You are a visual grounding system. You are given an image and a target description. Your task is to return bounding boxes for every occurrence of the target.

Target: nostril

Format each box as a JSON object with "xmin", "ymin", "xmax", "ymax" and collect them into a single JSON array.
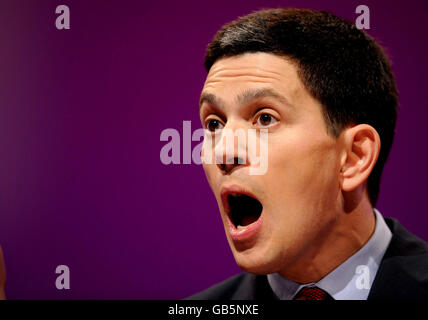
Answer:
[
  {"xmin": 218, "ymin": 157, "xmax": 246, "ymax": 173},
  {"xmin": 234, "ymin": 157, "xmax": 245, "ymax": 165}
]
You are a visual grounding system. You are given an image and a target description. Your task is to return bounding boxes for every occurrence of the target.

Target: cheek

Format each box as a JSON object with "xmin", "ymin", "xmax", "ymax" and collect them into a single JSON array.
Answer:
[
  {"xmin": 267, "ymin": 134, "xmax": 340, "ymax": 208},
  {"xmin": 262, "ymin": 138, "xmax": 341, "ymax": 256}
]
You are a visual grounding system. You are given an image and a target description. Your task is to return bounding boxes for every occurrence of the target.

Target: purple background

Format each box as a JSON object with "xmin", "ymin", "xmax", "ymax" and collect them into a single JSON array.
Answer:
[{"xmin": 0, "ymin": 0, "xmax": 426, "ymax": 299}]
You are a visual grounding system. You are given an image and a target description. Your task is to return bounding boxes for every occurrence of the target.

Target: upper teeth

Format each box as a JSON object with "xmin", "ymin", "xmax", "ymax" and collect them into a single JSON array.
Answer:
[{"xmin": 230, "ymin": 193, "xmax": 244, "ymax": 197}]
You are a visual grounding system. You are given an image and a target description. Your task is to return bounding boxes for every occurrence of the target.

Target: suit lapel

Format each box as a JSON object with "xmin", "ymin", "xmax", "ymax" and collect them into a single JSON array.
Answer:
[{"xmin": 368, "ymin": 218, "xmax": 428, "ymax": 300}]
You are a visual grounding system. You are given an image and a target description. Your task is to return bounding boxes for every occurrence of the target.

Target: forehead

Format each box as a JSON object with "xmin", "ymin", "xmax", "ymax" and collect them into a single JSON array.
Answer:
[{"xmin": 202, "ymin": 52, "xmax": 304, "ymax": 101}]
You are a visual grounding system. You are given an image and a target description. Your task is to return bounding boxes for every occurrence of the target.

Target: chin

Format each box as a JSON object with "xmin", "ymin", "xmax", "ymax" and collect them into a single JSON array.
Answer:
[{"xmin": 233, "ymin": 250, "xmax": 281, "ymax": 275}]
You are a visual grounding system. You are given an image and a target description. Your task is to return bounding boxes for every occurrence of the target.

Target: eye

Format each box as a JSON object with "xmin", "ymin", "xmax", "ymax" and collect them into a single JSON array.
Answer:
[
  {"xmin": 255, "ymin": 113, "xmax": 278, "ymax": 127},
  {"xmin": 206, "ymin": 119, "xmax": 224, "ymax": 132}
]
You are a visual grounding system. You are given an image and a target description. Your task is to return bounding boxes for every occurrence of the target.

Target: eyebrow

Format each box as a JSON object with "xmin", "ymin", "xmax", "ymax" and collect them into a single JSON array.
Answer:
[
  {"xmin": 199, "ymin": 88, "xmax": 294, "ymax": 110},
  {"xmin": 199, "ymin": 92, "xmax": 224, "ymax": 110},
  {"xmin": 237, "ymin": 88, "xmax": 293, "ymax": 108}
]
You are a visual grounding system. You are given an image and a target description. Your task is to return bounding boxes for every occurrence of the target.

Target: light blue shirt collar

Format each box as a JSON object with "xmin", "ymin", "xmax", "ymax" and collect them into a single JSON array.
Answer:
[{"xmin": 267, "ymin": 208, "xmax": 392, "ymax": 300}]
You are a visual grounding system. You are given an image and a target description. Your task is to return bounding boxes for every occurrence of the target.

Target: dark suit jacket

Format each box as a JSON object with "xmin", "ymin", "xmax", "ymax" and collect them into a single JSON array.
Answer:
[{"xmin": 188, "ymin": 218, "xmax": 428, "ymax": 300}]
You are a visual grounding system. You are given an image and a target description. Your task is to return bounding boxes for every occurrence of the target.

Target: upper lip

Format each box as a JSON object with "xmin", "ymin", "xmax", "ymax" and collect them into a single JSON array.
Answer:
[{"xmin": 220, "ymin": 184, "xmax": 261, "ymax": 220}]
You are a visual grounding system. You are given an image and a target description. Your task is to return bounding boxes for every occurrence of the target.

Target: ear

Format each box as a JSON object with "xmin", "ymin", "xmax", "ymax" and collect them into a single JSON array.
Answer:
[{"xmin": 340, "ymin": 124, "xmax": 381, "ymax": 192}]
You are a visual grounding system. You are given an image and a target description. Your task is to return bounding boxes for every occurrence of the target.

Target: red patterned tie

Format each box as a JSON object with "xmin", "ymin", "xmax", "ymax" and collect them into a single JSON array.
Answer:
[{"xmin": 293, "ymin": 286, "xmax": 334, "ymax": 300}]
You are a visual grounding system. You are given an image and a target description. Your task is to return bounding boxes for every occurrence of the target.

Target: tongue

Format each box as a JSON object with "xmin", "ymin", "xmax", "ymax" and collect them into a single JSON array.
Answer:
[{"xmin": 241, "ymin": 215, "xmax": 258, "ymax": 227}]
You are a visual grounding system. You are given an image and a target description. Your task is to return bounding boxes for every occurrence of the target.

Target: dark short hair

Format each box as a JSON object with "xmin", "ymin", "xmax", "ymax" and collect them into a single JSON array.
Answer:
[{"xmin": 204, "ymin": 8, "xmax": 398, "ymax": 206}]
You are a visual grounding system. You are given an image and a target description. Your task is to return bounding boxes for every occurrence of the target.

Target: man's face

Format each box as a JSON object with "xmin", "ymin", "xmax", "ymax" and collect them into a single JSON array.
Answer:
[{"xmin": 200, "ymin": 52, "xmax": 344, "ymax": 275}]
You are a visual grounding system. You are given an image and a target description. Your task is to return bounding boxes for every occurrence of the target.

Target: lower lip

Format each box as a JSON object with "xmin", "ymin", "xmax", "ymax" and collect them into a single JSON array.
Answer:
[{"xmin": 227, "ymin": 212, "xmax": 264, "ymax": 242}]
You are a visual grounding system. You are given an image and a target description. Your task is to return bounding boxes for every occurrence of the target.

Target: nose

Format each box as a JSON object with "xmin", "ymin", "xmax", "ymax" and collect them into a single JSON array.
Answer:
[
  {"xmin": 214, "ymin": 123, "xmax": 250, "ymax": 174},
  {"xmin": 218, "ymin": 156, "xmax": 246, "ymax": 174}
]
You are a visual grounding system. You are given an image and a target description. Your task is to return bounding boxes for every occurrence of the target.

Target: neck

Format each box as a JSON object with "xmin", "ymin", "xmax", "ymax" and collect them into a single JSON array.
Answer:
[{"xmin": 278, "ymin": 187, "xmax": 376, "ymax": 284}]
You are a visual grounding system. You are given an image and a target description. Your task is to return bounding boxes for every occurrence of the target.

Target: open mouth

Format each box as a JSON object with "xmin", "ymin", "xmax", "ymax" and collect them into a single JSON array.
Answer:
[{"xmin": 227, "ymin": 193, "xmax": 263, "ymax": 229}]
